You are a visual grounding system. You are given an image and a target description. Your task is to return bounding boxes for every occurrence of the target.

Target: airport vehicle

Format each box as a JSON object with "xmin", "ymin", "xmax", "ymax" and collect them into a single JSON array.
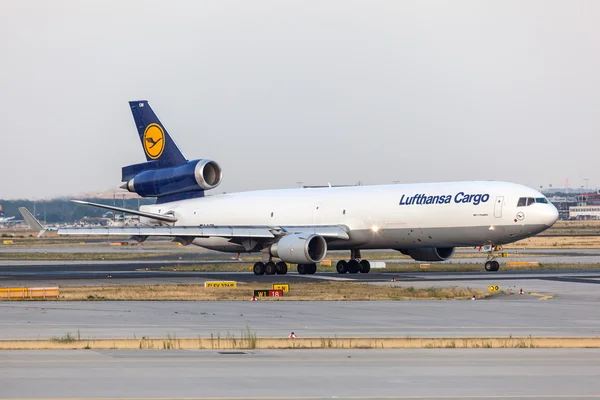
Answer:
[{"xmin": 53, "ymin": 101, "xmax": 558, "ymax": 274}]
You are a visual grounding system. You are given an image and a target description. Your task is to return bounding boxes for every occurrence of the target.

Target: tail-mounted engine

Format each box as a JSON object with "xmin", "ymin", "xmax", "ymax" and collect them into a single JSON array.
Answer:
[{"xmin": 121, "ymin": 159, "xmax": 222, "ymax": 199}]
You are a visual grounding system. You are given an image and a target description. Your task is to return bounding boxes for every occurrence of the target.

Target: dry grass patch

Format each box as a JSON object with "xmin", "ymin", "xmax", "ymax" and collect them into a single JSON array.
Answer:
[
  {"xmin": 58, "ymin": 282, "xmax": 485, "ymax": 301},
  {"xmin": 506, "ymin": 236, "xmax": 600, "ymax": 249}
]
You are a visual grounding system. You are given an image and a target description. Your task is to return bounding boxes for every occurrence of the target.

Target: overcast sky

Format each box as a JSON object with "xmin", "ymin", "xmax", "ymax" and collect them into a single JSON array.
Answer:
[{"xmin": 2, "ymin": 0, "xmax": 599, "ymax": 199}]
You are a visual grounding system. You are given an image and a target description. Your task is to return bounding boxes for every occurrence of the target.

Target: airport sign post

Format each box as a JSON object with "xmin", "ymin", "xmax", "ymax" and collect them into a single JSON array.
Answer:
[
  {"xmin": 273, "ymin": 283, "xmax": 289, "ymax": 292},
  {"xmin": 205, "ymin": 281, "xmax": 237, "ymax": 288}
]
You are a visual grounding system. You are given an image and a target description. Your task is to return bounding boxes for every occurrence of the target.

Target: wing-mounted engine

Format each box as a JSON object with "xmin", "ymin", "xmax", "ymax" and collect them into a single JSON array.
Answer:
[
  {"xmin": 270, "ymin": 233, "xmax": 327, "ymax": 264},
  {"xmin": 397, "ymin": 247, "xmax": 455, "ymax": 262},
  {"xmin": 121, "ymin": 159, "xmax": 223, "ymax": 200}
]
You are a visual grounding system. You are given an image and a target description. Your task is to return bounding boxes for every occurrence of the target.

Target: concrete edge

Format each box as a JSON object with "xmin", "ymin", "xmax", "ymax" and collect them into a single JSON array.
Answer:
[{"xmin": 2, "ymin": 337, "xmax": 600, "ymax": 350}]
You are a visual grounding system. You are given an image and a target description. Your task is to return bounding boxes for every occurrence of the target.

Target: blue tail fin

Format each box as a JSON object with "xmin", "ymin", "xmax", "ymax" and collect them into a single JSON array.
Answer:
[{"xmin": 129, "ymin": 101, "xmax": 187, "ymax": 167}]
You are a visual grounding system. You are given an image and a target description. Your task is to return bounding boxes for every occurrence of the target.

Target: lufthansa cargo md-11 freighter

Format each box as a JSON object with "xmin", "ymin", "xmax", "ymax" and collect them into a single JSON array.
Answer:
[{"xmin": 59, "ymin": 101, "xmax": 559, "ymax": 275}]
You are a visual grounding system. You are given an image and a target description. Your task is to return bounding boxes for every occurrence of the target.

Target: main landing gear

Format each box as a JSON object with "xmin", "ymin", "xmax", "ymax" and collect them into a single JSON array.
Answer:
[
  {"xmin": 253, "ymin": 261, "xmax": 288, "ymax": 275},
  {"xmin": 297, "ymin": 263, "xmax": 317, "ymax": 275},
  {"xmin": 336, "ymin": 249, "xmax": 371, "ymax": 274},
  {"xmin": 484, "ymin": 245, "xmax": 502, "ymax": 272},
  {"xmin": 252, "ymin": 260, "xmax": 317, "ymax": 275}
]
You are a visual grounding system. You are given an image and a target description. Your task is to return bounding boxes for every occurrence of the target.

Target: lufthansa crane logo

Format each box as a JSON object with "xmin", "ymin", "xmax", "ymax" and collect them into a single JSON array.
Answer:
[{"xmin": 143, "ymin": 123, "xmax": 165, "ymax": 159}]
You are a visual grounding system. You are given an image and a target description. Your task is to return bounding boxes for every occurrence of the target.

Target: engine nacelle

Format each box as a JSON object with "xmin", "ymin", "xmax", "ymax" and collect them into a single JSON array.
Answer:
[
  {"xmin": 397, "ymin": 247, "xmax": 455, "ymax": 262},
  {"xmin": 123, "ymin": 159, "xmax": 222, "ymax": 198},
  {"xmin": 270, "ymin": 233, "xmax": 327, "ymax": 264}
]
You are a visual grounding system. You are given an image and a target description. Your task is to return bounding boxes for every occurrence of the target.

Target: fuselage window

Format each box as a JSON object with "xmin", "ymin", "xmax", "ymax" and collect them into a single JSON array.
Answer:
[
  {"xmin": 526, "ymin": 198, "xmax": 535, "ymax": 206},
  {"xmin": 517, "ymin": 198, "xmax": 527, "ymax": 207},
  {"xmin": 343, "ymin": 209, "xmax": 346, "ymax": 215}
]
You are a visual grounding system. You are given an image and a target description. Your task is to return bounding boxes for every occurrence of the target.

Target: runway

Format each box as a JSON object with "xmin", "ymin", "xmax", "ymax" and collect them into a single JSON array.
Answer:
[
  {"xmin": 3, "ymin": 250, "xmax": 600, "ymax": 399},
  {"xmin": 2, "ymin": 349, "xmax": 600, "ymax": 399}
]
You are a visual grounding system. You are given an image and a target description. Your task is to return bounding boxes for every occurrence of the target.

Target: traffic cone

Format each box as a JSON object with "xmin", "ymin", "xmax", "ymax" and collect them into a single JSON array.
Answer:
[
  {"xmin": 519, "ymin": 288, "xmax": 523, "ymax": 295},
  {"xmin": 107, "ymin": 274, "xmax": 112, "ymax": 279},
  {"xmin": 471, "ymin": 295, "xmax": 476, "ymax": 300},
  {"xmin": 391, "ymin": 278, "xmax": 395, "ymax": 282},
  {"xmin": 289, "ymin": 332, "xmax": 296, "ymax": 338},
  {"xmin": 250, "ymin": 296, "xmax": 257, "ymax": 301}
]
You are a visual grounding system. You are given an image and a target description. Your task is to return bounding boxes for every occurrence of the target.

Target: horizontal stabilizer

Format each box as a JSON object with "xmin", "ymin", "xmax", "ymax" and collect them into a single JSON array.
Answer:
[{"xmin": 71, "ymin": 200, "xmax": 177, "ymax": 223}]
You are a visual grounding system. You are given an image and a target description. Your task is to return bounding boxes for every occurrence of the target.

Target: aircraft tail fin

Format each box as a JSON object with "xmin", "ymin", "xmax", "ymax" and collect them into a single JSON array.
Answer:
[
  {"xmin": 129, "ymin": 101, "xmax": 187, "ymax": 167},
  {"xmin": 18, "ymin": 207, "xmax": 46, "ymax": 237}
]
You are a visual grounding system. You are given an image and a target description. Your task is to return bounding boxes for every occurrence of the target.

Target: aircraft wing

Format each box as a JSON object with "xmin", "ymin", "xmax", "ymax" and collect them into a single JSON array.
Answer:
[
  {"xmin": 55, "ymin": 200, "xmax": 351, "ymax": 241},
  {"xmin": 58, "ymin": 225, "xmax": 350, "ymax": 240},
  {"xmin": 71, "ymin": 200, "xmax": 177, "ymax": 223}
]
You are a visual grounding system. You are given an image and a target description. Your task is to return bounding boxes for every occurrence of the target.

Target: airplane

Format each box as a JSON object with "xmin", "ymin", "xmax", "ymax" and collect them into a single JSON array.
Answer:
[
  {"xmin": 50, "ymin": 100, "xmax": 558, "ymax": 275},
  {"xmin": 0, "ymin": 216, "xmax": 15, "ymax": 223},
  {"xmin": 0, "ymin": 207, "xmax": 22, "ymax": 225}
]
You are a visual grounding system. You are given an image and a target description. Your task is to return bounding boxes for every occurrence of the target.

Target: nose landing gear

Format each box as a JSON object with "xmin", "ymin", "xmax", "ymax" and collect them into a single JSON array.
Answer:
[{"xmin": 484, "ymin": 245, "xmax": 502, "ymax": 272}]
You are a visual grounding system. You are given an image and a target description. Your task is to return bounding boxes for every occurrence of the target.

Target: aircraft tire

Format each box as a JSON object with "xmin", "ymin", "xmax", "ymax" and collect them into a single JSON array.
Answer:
[
  {"xmin": 492, "ymin": 260, "xmax": 500, "ymax": 271},
  {"xmin": 297, "ymin": 264, "xmax": 307, "ymax": 275},
  {"xmin": 484, "ymin": 261, "xmax": 497, "ymax": 272},
  {"xmin": 359, "ymin": 260, "xmax": 371, "ymax": 273},
  {"xmin": 307, "ymin": 263, "xmax": 317, "ymax": 274},
  {"xmin": 253, "ymin": 262, "xmax": 265, "ymax": 275},
  {"xmin": 265, "ymin": 262, "xmax": 277, "ymax": 275},
  {"xmin": 276, "ymin": 262, "xmax": 288, "ymax": 275},
  {"xmin": 347, "ymin": 259, "xmax": 360, "ymax": 274},
  {"xmin": 336, "ymin": 260, "xmax": 348, "ymax": 274}
]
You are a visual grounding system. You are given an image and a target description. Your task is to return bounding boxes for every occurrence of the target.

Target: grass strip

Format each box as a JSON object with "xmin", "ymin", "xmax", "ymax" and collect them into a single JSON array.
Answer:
[
  {"xmin": 12, "ymin": 283, "xmax": 486, "ymax": 301},
  {"xmin": 2, "ymin": 336, "xmax": 600, "ymax": 350}
]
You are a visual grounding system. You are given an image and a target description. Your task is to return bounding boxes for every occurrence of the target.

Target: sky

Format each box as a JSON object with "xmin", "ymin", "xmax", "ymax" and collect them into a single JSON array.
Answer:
[{"xmin": 1, "ymin": 0, "xmax": 599, "ymax": 199}]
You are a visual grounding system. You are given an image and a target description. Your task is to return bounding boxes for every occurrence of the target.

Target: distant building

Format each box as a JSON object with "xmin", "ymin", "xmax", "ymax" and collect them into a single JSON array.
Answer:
[
  {"xmin": 568, "ymin": 192, "xmax": 600, "ymax": 220},
  {"xmin": 569, "ymin": 206, "xmax": 600, "ymax": 220}
]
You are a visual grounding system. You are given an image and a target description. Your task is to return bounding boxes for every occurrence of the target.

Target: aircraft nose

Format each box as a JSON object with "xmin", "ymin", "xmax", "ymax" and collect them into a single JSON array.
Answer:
[{"xmin": 543, "ymin": 204, "xmax": 559, "ymax": 227}]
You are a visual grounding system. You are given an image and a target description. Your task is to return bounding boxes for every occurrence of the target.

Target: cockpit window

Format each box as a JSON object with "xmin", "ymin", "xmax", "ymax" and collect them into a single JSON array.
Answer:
[{"xmin": 517, "ymin": 197, "xmax": 549, "ymax": 207}]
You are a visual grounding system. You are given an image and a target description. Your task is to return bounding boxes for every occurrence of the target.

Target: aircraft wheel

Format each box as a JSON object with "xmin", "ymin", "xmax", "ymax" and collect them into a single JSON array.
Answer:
[
  {"xmin": 253, "ymin": 262, "xmax": 265, "ymax": 275},
  {"xmin": 336, "ymin": 260, "xmax": 348, "ymax": 274},
  {"xmin": 265, "ymin": 261, "xmax": 277, "ymax": 275},
  {"xmin": 484, "ymin": 261, "xmax": 496, "ymax": 272},
  {"xmin": 347, "ymin": 259, "xmax": 360, "ymax": 274},
  {"xmin": 359, "ymin": 260, "xmax": 371, "ymax": 273},
  {"xmin": 491, "ymin": 260, "xmax": 500, "ymax": 271},
  {"xmin": 307, "ymin": 263, "xmax": 317, "ymax": 274},
  {"xmin": 297, "ymin": 264, "xmax": 307, "ymax": 275},
  {"xmin": 276, "ymin": 262, "xmax": 288, "ymax": 275}
]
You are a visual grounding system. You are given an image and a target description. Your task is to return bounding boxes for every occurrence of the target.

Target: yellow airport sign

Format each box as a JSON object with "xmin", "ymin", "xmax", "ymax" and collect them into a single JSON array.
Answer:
[
  {"xmin": 273, "ymin": 283, "xmax": 289, "ymax": 293},
  {"xmin": 419, "ymin": 264, "xmax": 430, "ymax": 269},
  {"xmin": 320, "ymin": 260, "xmax": 332, "ymax": 267},
  {"xmin": 205, "ymin": 281, "xmax": 237, "ymax": 288},
  {"xmin": 2, "ymin": 240, "xmax": 13, "ymax": 245},
  {"xmin": 487, "ymin": 285, "xmax": 500, "ymax": 292}
]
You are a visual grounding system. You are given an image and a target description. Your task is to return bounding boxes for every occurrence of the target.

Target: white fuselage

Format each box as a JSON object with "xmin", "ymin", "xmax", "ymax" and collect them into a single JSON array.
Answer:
[{"xmin": 139, "ymin": 181, "xmax": 559, "ymax": 254}]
